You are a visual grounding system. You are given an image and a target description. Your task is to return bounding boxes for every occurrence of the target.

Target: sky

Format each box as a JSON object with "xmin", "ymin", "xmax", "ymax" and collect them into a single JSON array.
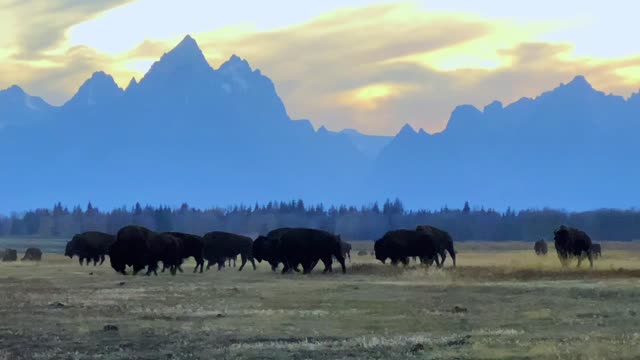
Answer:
[{"xmin": 1, "ymin": 0, "xmax": 639, "ymax": 135}]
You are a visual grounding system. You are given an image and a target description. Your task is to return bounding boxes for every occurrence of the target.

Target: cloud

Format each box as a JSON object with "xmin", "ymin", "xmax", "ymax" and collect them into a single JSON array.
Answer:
[
  {"xmin": 1, "ymin": 1, "xmax": 639, "ymax": 135},
  {"xmin": 0, "ymin": 0, "xmax": 133, "ymax": 58},
  {"xmin": 184, "ymin": 4, "xmax": 639, "ymax": 134}
]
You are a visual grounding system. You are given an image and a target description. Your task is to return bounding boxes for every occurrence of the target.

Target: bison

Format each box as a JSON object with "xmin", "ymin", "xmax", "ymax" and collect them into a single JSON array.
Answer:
[
  {"xmin": 65, "ymin": 231, "xmax": 116, "ymax": 266},
  {"xmin": 374, "ymin": 230, "xmax": 440, "ymax": 267},
  {"xmin": 591, "ymin": 243, "xmax": 602, "ymax": 259},
  {"xmin": 163, "ymin": 232, "xmax": 204, "ymax": 273},
  {"xmin": 109, "ymin": 225, "xmax": 155, "ymax": 275},
  {"xmin": 22, "ymin": 248, "xmax": 42, "ymax": 261},
  {"xmin": 278, "ymin": 228, "xmax": 346, "ymax": 274},
  {"xmin": 110, "ymin": 226, "xmax": 183, "ymax": 276},
  {"xmin": 415, "ymin": 225, "xmax": 456, "ymax": 267},
  {"xmin": 145, "ymin": 233, "xmax": 182, "ymax": 276},
  {"xmin": 203, "ymin": 231, "xmax": 256, "ymax": 271},
  {"xmin": 2, "ymin": 248, "xmax": 17, "ymax": 262},
  {"xmin": 534, "ymin": 239, "xmax": 548, "ymax": 255},
  {"xmin": 553, "ymin": 225, "xmax": 594, "ymax": 268},
  {"xmin": 253, "ymin": 227, "xmax": 293, "ymax": 272}
]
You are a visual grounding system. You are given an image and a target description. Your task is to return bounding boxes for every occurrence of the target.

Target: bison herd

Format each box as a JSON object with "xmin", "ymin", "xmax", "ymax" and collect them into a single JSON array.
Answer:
[
  {"xmin": 62, "ymin": 225, "xmax": 350, "ymax": 276},
  {"xmin": 62, "ymin": 225, "xmax": 457, "ymax": 276},
  {"xmin": 0, "ymin": 225, "xmax": 605, "ymax": 272},
  {"xmin": 533, "ymin": 225, "xmax": 603, "ymax": 267},
  {"xmin": 1, "ymin": 248, "xmax": 41, "ymax": 262}
]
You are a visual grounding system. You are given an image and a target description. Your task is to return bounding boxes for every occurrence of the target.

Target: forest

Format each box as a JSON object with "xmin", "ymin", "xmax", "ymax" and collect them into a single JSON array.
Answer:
[{"xmin": 2, "ymin": 200, "xmax": 640, "ymax": 242}]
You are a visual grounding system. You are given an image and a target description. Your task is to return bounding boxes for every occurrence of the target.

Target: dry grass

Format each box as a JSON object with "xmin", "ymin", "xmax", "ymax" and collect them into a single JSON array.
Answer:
[{"xmin": 1, "ymin": 241, "xmax": 640, "ymax": 359}]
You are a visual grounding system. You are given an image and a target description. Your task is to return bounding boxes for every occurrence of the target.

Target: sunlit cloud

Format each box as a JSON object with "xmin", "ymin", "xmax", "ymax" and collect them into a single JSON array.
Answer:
[
  {"xmin": 341, "ymin": 83, "xmax": 418, "ymax": 111},
  {"xmin": 1, "ymin": 0, "xmax": 639, "ymax": 135}
]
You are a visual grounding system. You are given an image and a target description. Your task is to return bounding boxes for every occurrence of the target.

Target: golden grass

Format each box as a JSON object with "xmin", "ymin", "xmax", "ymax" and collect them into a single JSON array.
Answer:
[{"xmin": 1, "ymin": 241, "xmax": 640, "ymax": 359}]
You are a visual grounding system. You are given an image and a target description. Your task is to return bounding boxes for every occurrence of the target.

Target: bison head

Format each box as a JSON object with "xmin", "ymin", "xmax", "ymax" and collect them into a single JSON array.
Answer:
[
  {"xmin": 110, "ymin": 257, "xmax": 127, "ymax": 275},
  {"xmin": 373, "ymin": 240, "xmax": 387, "ymax": 264},
  {"xmin": 252, "ymin": 236, "xmax": 268, "ymax": 262},
  {"xmin": 554, "ymin": 226, "xmax": 570, "ymax": 243},
  {"xmin": 64, "ymin": 240, "xmax": 74, "ymax": 258}
]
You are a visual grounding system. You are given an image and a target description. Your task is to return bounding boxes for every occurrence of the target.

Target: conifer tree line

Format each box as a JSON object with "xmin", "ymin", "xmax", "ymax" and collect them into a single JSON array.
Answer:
[{"xmin": 2, "ymin": 200, "xmax": 640, "ymax": 241}]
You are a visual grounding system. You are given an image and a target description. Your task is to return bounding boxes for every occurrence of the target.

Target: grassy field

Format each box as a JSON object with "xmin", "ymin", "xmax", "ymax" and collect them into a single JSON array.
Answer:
[{"xmin": 1, "ymin": 241, "xmax": 640, "ymax": 359}]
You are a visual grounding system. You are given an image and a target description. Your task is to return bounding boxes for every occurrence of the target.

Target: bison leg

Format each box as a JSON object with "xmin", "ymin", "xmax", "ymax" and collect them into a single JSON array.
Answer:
[
  {"xmin": 335, "ymin": 254, "xmax": 346, "ymax": 274},
  {"xmin": 194, "ymin": 259, "xmax": 204, "ymax": 273},
  {"xmin": 100, "ymin": 255, "xmax": 106, "ymax": 265},
  {"xmin": 302, "ymin": 260, "xmax": 314, "ymax": 274},
  {"xmin": 321, "ymin": 257, "xmax": 333, "ymax": 274},
  {"xmin": 206, "ymin": 261, "xmax": 212, "ymax": 271},
  {"xmin": 401, "ymin": 257, "xmax": 409, "ymax": 267},
  {"xmin": 218, "ymin": 261, "xmax": 224, "ymax": 271},
  {"xmin": 309, "ymin": 259, "xmax": 320, "ymax": 272},
  {"xmin": 270, "ymin": 261, "xmax": 278, "ymax": 272},
  {"xmin": 434, "ymin": 254, "xmax": 442, "ymax": 268},
  {"xmin": 238, "ymin": 254, "xmax": 248, "ymax": 271},
  {"xmin": 281, "ymin": 261, "xmax": 293, "ymax": 274},
  {"xmin": 249, "ymin": 257, "xmax": 256, "ymax": 271}
]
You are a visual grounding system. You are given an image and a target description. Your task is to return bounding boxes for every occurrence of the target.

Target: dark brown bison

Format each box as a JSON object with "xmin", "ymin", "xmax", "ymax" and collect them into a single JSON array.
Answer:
[
  {"xmin": 22, "ymin": 248, "xmax": 42, "ymax": 261},
  {"xmin": 415, "ymin": 225, "xmax": 456, "ymax": 267},
  {"xmin": 253, "ymin": 227, "xmax": 293, "ymax": 271},
  {"xmin": 374, "ymin": 230, "xmax": 440, "ymax": 267},
  {"xmin": 591, "ymin": 243, "xmax": 602, "ymax": 259},
  {"xmin": 534, "ymin": 239, "xmax": 548, "ymax": 255},
  {"xmin": 146, "ymin": 233, "xmax": 181, "ymax": 276},
  {"xmin": 110, "ymin": 226, "xmax": 183, "ymax": 276},
  {"xmin": 162, "ymin": 232, "xmax": 204, "ymax": 273},
  {"xmin": 65, "ymin": 231, "xmax": 116, "ymax": 266},
  {"xmin": 278, "ymin": 228, "xmax": 346, "ymax": 274},
  {"xmin": 553, "ymin": 225, "xmax": 594, "ymax": 268},
  {"xmin": 2, "ymin": 248, "xmax": 17, "ymax": 262},
  {"xmin": 203, "ymin": 231, "xmax": 256, "ymax": 271},
  {"xmin": 109, "ymin": 225, "xmax": 155, "ymax": 275}
]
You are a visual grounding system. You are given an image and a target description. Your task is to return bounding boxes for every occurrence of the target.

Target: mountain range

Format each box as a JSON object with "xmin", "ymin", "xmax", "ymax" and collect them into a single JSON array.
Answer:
[{"xmin": 1, "ymin": 35, "xmax": 639, "ymax": 213}]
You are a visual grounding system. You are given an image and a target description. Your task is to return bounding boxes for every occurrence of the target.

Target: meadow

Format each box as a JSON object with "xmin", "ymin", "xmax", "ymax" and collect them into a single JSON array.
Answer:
[{"xmin": 1, "ymin": 240, "xmax": 640, "ymax": 359}]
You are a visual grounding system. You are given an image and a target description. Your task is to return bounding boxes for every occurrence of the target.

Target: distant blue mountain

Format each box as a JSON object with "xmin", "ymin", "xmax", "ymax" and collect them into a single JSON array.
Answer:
[
  {"xmin": 372, "ymin": 75, "xmax": 640, "ymax": 210},
  {"xmin": 0, "ymin": 35, "xmax": 368, "ymax": 212},
  {"xmin": 0, "ymin": 85, "xmax": 53, "ymax": 128},
  {"xmin": 322, "ymin": 127, "xmax": 392, "ymax": 160},
  {"xmin": 1, "ymin": 36, "xmax": 639, "ymax": 213}
]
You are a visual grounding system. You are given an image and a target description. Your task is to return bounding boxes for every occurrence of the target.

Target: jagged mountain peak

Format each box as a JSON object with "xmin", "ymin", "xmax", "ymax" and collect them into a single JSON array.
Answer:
[
  {"xmin": 397, "ymin": 123, "xmax": 417, "ymax": 137},
  {"xmin": 3, "ymin": 84, "xmax": 25, "ymax": 96},
  {"xmin": 65, "ymin": 71, "xmax": 123, "ymax": 108},
  {"xmin": 125, "ymin": 77, "xmax": 138, "ymax": 92},
  {"xmin": 484, "ymin": 100, "xmax": 503, "ymax": 115},
  {"xmin": 566, "ymin": 75, "xmax": 592, "ymax": 89},
  {"xmin": 139, "ymin": 34, "xmax": 213, "ymax": 85},
  {"xmin": 219, "ymin": 54, "xmax": 253, "ymax": 74}
]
